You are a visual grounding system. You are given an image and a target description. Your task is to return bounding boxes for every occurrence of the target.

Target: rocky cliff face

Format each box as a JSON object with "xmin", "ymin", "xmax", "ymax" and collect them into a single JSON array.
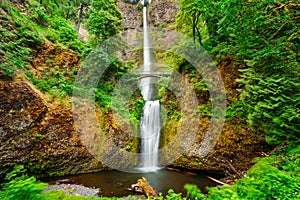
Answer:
[
  {"xmin": 118, "ymin": 0, "xmax": 178, "ymax": 30},
  {"xmin": 0, "ymin": 80, "xmax": 106, "ymax": 177},
  {"xmin": 117, "ymin": 0, "xmax": 179, "ymax": 64},
  {"xmin": 159, "ymin": 56, "xmax": 270, "ymax": 176}
]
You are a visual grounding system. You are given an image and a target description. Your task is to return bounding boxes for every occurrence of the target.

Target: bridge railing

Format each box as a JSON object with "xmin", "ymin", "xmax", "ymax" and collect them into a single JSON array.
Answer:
[{"xmin": 140, "ymin": 71, "xmax": 171, "ymax": 77}]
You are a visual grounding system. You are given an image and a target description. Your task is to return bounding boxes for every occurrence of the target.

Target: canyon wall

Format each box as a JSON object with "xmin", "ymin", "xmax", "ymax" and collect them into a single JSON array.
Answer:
[{"xmin": 0, "ymin": 0, "xmax": 269, "ymax": 177}]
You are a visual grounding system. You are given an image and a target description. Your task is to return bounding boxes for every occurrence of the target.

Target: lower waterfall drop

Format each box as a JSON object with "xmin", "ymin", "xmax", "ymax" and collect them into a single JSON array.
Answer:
[{"xmin": 140, "ymin": 101, "xmax": 161, "ymax": 170}]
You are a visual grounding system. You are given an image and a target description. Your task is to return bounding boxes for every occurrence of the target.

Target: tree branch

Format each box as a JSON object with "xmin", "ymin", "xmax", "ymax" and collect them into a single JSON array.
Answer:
[
  {"xmin": 207, "ymin": 176, "xmax": 228, "ymax": 186},
  {"xmin": 223, "ymin": 158, "xmax": 242, "ymax": 178}
]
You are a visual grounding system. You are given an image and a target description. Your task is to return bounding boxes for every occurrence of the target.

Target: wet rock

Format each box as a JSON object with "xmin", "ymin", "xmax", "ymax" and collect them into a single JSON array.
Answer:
[{"xmin": 0, "ymin": 81, "xmax": 47, "ymax": 167}]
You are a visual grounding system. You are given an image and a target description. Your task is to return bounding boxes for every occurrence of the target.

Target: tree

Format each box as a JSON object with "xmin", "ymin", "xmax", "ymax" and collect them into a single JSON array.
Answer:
[
  {"xmin": 176, "ymin": 0, "xmax": 205, "ymax": 45},
  {"xmin": 85, "ymin": 0, "xmax": 123, "ymax": 44},
  {"xmin": 76, "ymin": 0, "xmax": 91, "ymax": 31},
  {"xmin": 176, "ymin": 0, "xmax": 222, "ymax": 46}
]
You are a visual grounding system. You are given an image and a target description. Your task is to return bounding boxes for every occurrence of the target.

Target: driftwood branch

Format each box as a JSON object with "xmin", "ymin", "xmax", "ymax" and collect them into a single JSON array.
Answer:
[{"xmin": 206, "ymin": 176, "xmax": 228, "ymax": 186}]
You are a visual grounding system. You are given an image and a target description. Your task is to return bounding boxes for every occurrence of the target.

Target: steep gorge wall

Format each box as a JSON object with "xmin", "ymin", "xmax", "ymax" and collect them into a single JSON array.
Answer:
[
  {"xmin": 0, "ymin": 38, "xmax": 140, "ymax": 176},
  {"xmin": 0, "ymin": 0, "xmax": 270, "ymax": 178}
]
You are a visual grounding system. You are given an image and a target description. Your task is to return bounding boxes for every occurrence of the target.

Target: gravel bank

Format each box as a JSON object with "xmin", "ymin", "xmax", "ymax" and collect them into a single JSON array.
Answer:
[{"xmin": 44, "ymin": 183, "xmax": 100, "ymax": 197}]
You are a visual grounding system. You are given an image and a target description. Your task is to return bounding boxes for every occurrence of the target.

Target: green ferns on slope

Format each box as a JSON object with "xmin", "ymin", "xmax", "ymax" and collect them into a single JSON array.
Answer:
[
  {"xmin": 0, "ymin": 2, "xmax": 43, "ymax": 79},
  {"xmin": 0, "ymin": 0, "xmax": 84, "ymax": 79},
  {"xmin": 177, "ymin": 0, "xmax": 300, "ymax": 145}
]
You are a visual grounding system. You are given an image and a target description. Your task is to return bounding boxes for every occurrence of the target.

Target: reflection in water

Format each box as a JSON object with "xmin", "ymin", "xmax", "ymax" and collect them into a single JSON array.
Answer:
[{"xmin": 46, "ymin": 168, "xmax": 217, "ymax": 197}]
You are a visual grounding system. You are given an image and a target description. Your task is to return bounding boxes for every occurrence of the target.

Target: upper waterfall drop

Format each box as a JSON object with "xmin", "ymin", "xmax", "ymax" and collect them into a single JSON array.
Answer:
[{"xmin": 140, "ymin": 4, "xmax": 152, "ymax": 101}]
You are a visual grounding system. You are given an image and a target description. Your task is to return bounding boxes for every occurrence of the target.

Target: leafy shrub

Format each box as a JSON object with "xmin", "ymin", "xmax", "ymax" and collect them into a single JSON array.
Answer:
[
  {"xmin": 49, "ymin": 16, "xmax": 79, "ymax": 43},
  {"xmin": 184, "ymin": 184, "xmax": 205, "ymax": 200},
  {"xmin": 0, "ymin": 165, "xmax": 47, "ymax": 200},
  {"xmin": 30, "ymin": 7, "xmax": 50, "ymax": 25},
  {"xmin": 178, "ymin": 146, "xmax": 300, "ymax": 200}
]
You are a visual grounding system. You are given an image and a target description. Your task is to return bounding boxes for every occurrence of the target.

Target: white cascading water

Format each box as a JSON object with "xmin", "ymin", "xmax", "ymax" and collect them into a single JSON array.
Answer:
[
  {"xmin": 140, "ymin": 4, "xmax": 152, "ymax": 101},
  {"xmin": 140, "ymin": 101, "xmax": 161, "ymax": 170},
  {"xmin": 139, "ymin": 1, "xmax": 161, "ymax": 171}
]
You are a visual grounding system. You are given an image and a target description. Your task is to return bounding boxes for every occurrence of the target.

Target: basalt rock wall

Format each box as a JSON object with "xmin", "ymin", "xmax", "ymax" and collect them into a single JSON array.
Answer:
[{"xmin": 0, "ymin": 80, "xmax": 106, "ymax": 177}]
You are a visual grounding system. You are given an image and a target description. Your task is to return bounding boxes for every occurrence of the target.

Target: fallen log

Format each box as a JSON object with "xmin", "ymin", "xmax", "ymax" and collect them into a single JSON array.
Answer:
[{"xmin": 131, "ymin": 177, "xmax": 158, "ymax": 198}]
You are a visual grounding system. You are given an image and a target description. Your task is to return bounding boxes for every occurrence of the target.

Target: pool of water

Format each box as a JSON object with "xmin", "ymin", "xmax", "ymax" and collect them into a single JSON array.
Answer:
[{"xmin": 46, "ymin": 168, "xmax": 217, "ymax": 197}]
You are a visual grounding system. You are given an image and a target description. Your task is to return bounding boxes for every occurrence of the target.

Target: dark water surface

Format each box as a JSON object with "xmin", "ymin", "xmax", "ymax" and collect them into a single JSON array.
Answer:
[{"xmin": 46, "ymin": 168, "xmax": 217, "ymax": 197}]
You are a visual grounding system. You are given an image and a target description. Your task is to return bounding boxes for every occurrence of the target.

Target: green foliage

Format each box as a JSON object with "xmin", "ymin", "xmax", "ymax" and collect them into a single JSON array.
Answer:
[
  {"xmin": 27, "ymin": 66, "xmax": 75, "ymax": 98},
  {"xmin": 184, "ymin": 184, "xmax": 205, "ymax": 200},
  {"xmin": 28, "ymin": 6, "xmax": 50, "ymax": 25},
  {"xmin": 0, "ymin": 0, "xmax": 87, "ymax": 80},
  {"xmin": 26, "ymin": 0, "xmax": 87, "ymax": 54},
  {"xmin": 85, "ymin": 0, "xmax": 123, "ymax": 44},
  {"xmin": 225, "ymin": 101, "xmax": 249, "ymax": 119},
  {"xmin": 49, "ymin": 16, "xmax": 77, "ymax": 41},
  {"xmin": 74, "ymin": 47, "xmax": 135, "ymax": 117},
  {"xmin": 216, "ymin": 0, "xmax": 300, "ymax": 145},
  {"xmin": 177, "ymin": 0, "xmax": 300, "ymax": 145},
  {"xmin": 156, "ymin": 189, "xmax": 185, "ymax": 200},
  {"xmin": 206, "ymin": 145, "xmax": 300, "ymax": 200},
  {"xmin": 0, "ymin": 2, "xmax": 43, "ymax": 78},
  {"xmin": 176, "ymin": 0, "xmax": 208, "ymax": 45},
  {"xmin": 0, "ymin": 165, "xmax": 47, "ymax": 200},
  {"xmin": 44, "ymin": 15, "xmax": 86, "ymax": 54},
  {"xmin": 129, "ymin": 91, "xmax": 145, "ymax": 124}
]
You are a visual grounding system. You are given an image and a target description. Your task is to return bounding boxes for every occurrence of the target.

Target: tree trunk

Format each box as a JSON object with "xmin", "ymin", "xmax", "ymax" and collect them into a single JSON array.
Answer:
[
  {"xmin": 196, "ymin": 28, "xmax": 202, "ymax": 45},
  {"xmin": 77, "ymin": 3, "xmax": 84, "ymax": 32}
]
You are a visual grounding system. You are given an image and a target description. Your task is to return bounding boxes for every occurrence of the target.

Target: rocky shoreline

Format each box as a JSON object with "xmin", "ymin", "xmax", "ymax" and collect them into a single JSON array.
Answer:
[
  {"xmin": 44, "ymin": 183, "xmax": 147, "ymax": 199},
  {"xmin": 44, "ymin": 183, "xmax": 100, "ymax": 197}
]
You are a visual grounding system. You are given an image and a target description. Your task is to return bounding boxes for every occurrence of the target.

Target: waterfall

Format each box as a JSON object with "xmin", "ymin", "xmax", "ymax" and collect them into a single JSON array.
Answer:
[
  {"xmin": 139, "ymin": 2, "xmax": 161, "ymax": 171},
  {"xmin": 140, "ymin": 5, "xmax": 152, "ymax": 101},
  {"xmin": 140, "ymin": 101, "xmax": 161, "ymax": 170}
]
